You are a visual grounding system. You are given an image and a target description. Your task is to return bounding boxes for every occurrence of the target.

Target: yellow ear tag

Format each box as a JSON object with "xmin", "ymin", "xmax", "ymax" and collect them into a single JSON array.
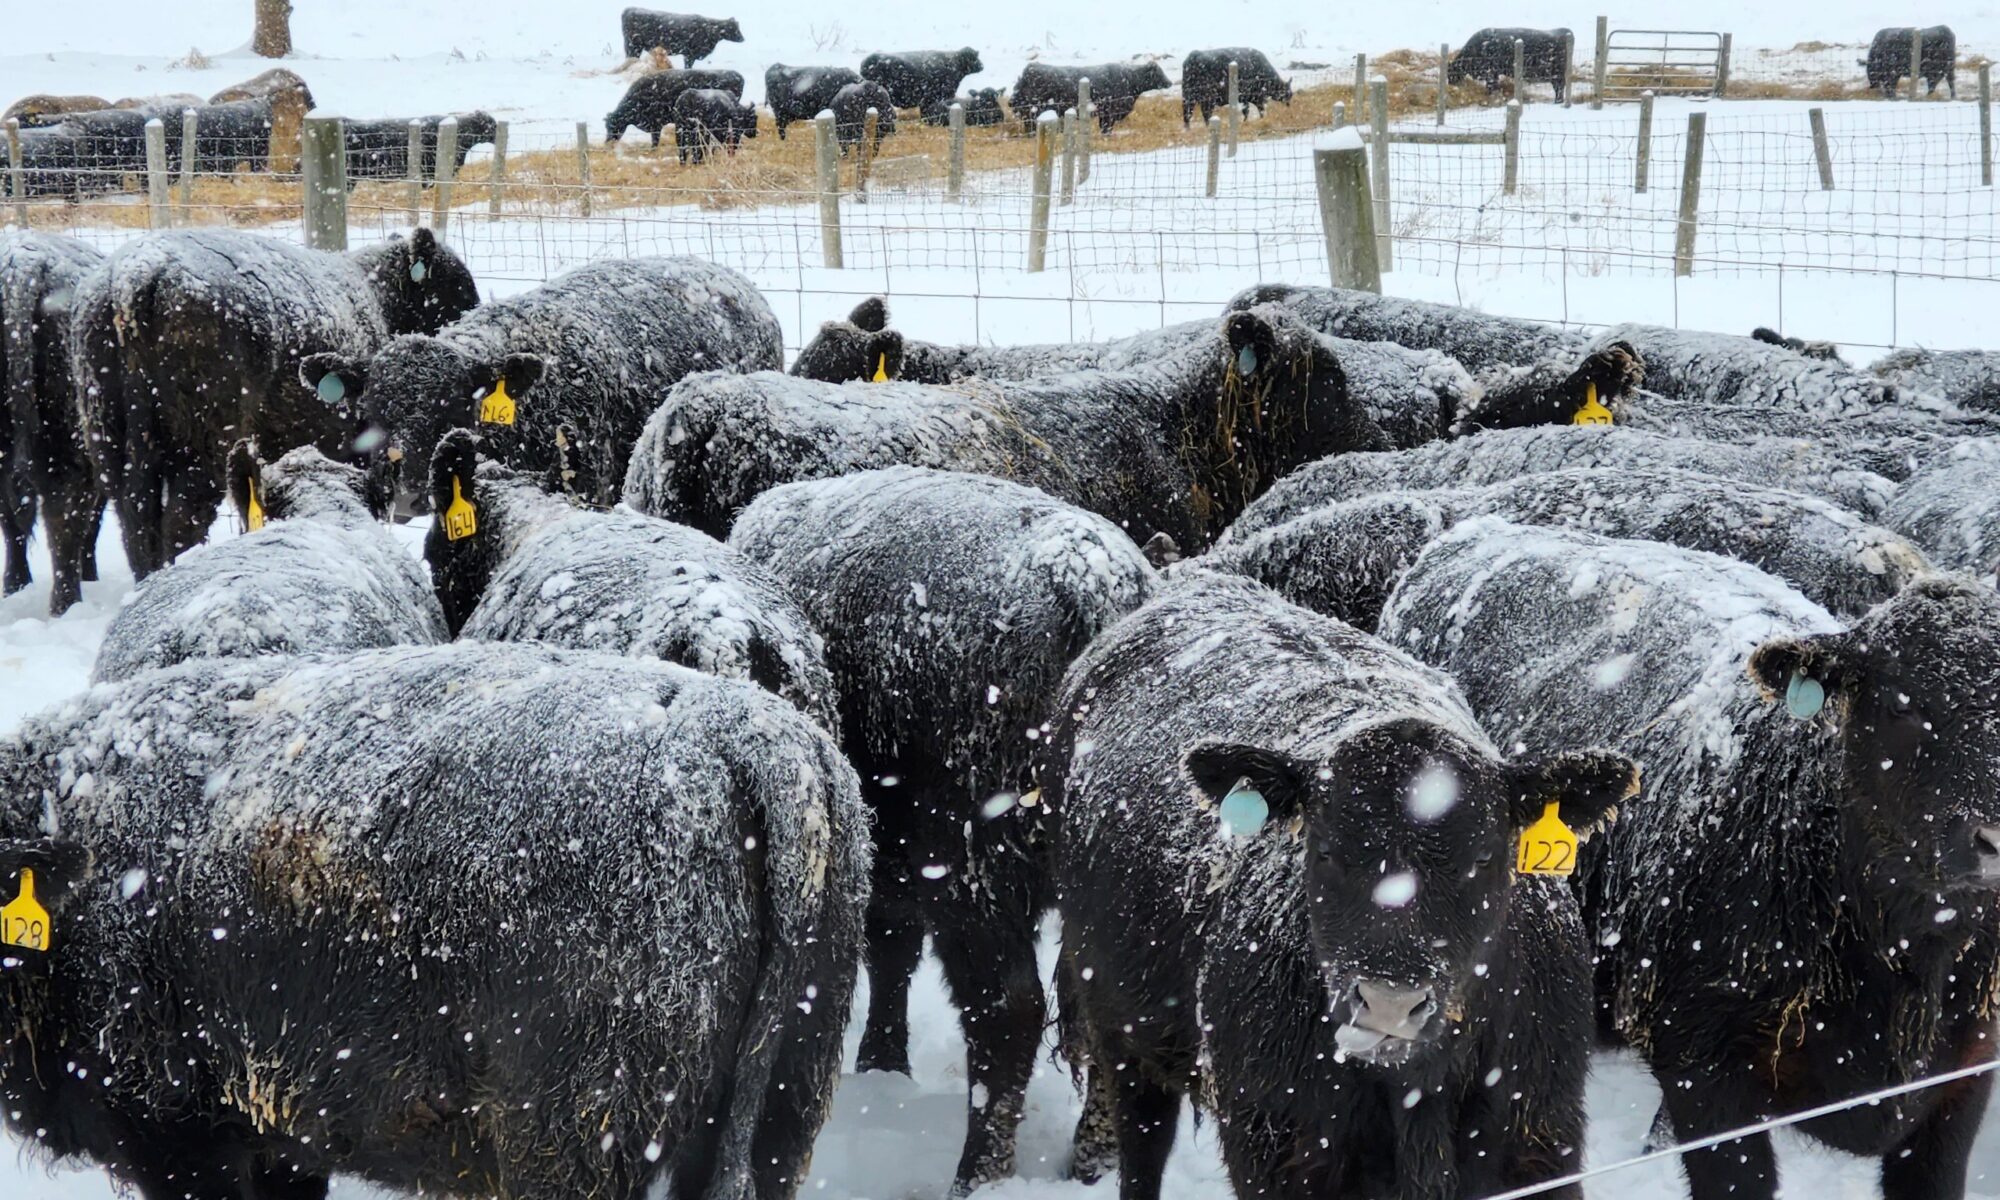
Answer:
[
  {"xmin": 871, "ymin": 353, "xmax": 889, "ymax": 383},
  {"xmin": 245, "ymin": 479, "xmax": 265, "ymax": 532},
  {"xmin": 443, "ymin": 476, "xmax": 478, "ymax": 542},
  {"xmin": 1573, "ymin": 382, "xmax": 1613, "ymax": 426},
  {"xmin": 2, "ymin": 869, "xmax": 52, "ymax": 953},
  {"xmin": 480, "ymin": 378, "xmax": 517, "ymax": 426},
  {"xmin": 1516, "ymin": 801, "xmax": 1579, "ymax": 876}
]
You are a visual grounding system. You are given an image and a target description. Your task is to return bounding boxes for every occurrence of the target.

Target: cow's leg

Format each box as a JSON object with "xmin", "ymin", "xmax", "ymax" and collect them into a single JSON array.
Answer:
[
  {"xmin": 856, "ymin": 880, "xmax": 922, "ymax": 1074},
  {"xmin": 1657, "ymin": 1068, "xmax": 1777, "ymax": 1200},
  {"xmin": 931, "ymin": 897, "xmax": 1043, "ymax": 1198},
  {"xmin": 41, "ymin": 480, "xmax": 96, "ymax": 617},
  {"xmin": 1065, "ymin": 1063, "xmax": 1119, "ymax": 1185},
  {"xmin": 1881, "ymin": 1070, "xmax": 1992, "ymax": 1200},
  {"xmin": 79, "ymin": 498, "xmax": 102, "ymax": 582},
  {"xmin": 160, "ymin": 456, "xmax": 220, "ymax": 570},
  {"xmin": 1097, "ymin": 1032, "xmax": 1181, "ymax": 1200},
  {"xmin": 1216, "ymin": 1111, "xmax": 1315, "ymax": 1200},
  {"xmin": 115, "ymin": 455, "xmax": 163, "ymax": 580},
  {"xmin": 247, "ymin": 1161, "xmax": 331, "ymax": 1200},
  {"xmin": 0, "ymin": 477, "xmax": 33, "ymax": 595}
]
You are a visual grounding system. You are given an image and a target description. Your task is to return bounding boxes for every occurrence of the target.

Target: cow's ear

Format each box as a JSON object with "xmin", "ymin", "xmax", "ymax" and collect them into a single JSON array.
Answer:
[
  {"xmin": 1748, "ymin": 632, "xmax": 1849, "ymax": 720},
  {"xmin": 300, "ymin": 353, "xmax": 367, "ymax": 412},
  {"xmin": 849, "ymin": 296, "xmax": 889, "ymax": 332},
  {"xmin": 226, "ymin": 439, "xmax": 263, "ymax": 529},
  {"xmin": 1505, "ymin": 749, "xmax": 1639, "ymax": 838},
  {"xmin": 408, "ymin": 226, "xmax": 439, "ymax": 281},
  {"xmin": 496, "ymin": 352, "xmax": 544, "ymax": 397},
  {"xmin": 1184, "ymin": 741, "xmax": 1313, "ymax": 833},
  {"xmin": 428, "ymin": 429, "xmax": 481, "ymax": 522},
  {"xmin": 1224, "ymin": 309, "xmax": 1280, "ymax": 378},
  {"xmin": 867, "ymin": 331, "xmax": 905, "ymax": 382}
]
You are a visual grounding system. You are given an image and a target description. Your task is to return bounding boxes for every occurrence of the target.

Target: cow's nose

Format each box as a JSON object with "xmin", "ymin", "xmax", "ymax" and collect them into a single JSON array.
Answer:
[
  {"xmin": 1350, "ymin": 980, "xmax": 1438, "ymax": 1039},
  {"xmin": 1973, "ymin": 826, "xmax": 2000, "ymax": 880}
]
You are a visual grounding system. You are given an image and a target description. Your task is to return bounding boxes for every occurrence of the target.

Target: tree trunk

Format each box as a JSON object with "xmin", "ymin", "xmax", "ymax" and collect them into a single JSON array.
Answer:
[{"xmin": 253, "ymin": 0, "xmax": 293, "ymax": 58}]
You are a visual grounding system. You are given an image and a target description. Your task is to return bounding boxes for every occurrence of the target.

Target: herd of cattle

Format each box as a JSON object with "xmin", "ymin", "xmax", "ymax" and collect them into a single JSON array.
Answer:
[{"xmin": 6, "ymin": 219, "xmax": 2000, "ymax": 1200}]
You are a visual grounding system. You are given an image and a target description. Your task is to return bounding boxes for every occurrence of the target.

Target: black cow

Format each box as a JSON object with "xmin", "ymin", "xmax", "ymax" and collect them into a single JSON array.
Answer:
[
  {"xmin": 1449, "ymin": 27, "xmax": 1575, "ymax": 100},
  {"xmin": 302, "ymin": 256, "xmax": 782, "ymax": 514},
  {"xmin": 1011, "ymin": 61, "xmax": 1170, "ymax": 134},
  {"xmin": 69, "ymin": 229, "xmax": 479, "ymax": 580},
  {"xmin": 0, "ymin": 640, "xmax": 868, "ymax": 1200},
  {"xmin": 1384, "ymin": 518, "xmax": 2000, "ymax": 1200},
  {"xmin": 1180, "ymin": 47, "xmax": 1292, "ymax": 127},
  {"xmin": 829, "ymin": 81, "xmax": 897, "ymax": 156},
  {"xmin": 1871, "ymin": 346, "xmax": 2000, "ymax": 412},
  {"xmin": 1048, "ymin": 568, "xmax": 1636, "ymax": 1200},
  {"xmin": 789, "ymin": 298, "xmax": 905, "ymax": 383},
  {"xmin": 673, "ymin": 88, "xmax": 759, "ymax": 162},
  {"xmin": 920, "ymin": 87, "xmax": 1007, "ymax": 127},
  {"xmin": 732, "ymin": 465, "xmax": 1157, "ymax": 1195},
  {"xmin": 1864, "ymin": 26, "xmax": 1956, "ymax": 98},
  {"xmin": 1881, "ymin": 449, "xmax": 2000, "ymax": 576},
  {"xmin": 764, "ymin": 63, "xmax": 862, "ymax": 139},
  {"xmin": 1750, "ymin": 326, "xmax": 1844, "ymax": 363},
  {"xmin": 860, "ymin": 48, "xmax": 985, "ymax": 113},
  {"xmin": 0, "ymin": 233, "xmax": 103, "ymax": 616},
  {"xmin": 342, "ymin": 112, "xmax": 499, "ymax": 181},
  {"xmin": 604, "ymin": 68, "xmax": 746, "ymax": 146},
  {"xmin": 620, "ymin": 6, "xmax": 744, "ymax": 66}
]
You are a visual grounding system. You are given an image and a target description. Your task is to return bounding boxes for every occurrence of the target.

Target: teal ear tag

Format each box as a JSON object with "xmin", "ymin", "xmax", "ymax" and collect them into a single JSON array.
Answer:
[
  {"xmin": 1219, "ymin": 783, "xmax": 1269, "ymax": 838},
  {"xmin": 1785, "ymin": 669, "xmax": 1826, "ymax": 720},
  {"xmin": 409, "ymin": 260, "xmax": 429, "ymax": 283},
  {"xmin": 317, "ymin": 374, "xmax": 345, "ymax": 404},
  {"xmin": 1237, "ymin": 344, "xmax": 1259, "ymax": 376}
]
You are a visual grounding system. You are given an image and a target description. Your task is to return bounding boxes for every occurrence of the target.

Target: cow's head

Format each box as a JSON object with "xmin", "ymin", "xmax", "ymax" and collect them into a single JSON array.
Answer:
[
  {"xmin": 717, "ymin": 17, "xmax": 744, "ymax": 43},
  {"xmin": 1446, "ymin": 51, "xmax": 1470, "ymax": 85},
  {"xmin": 1138, "ymin": 62, "xmax": 1171, "ymax": 93},
  {"xmin": 301, "ymin": 340, "xmax": 545, "ymax": 516},
  {"xmin": 228, "ymin": 438, "xmax": 385, "ymax": 528},
  {"xmin": 791, "ymin": 299, "xmax": 903, "ymax": 383},
  {"xmin": 1750, "ymin": 577, "xmax": 2000, "ymax": 906},
  {"xmin": 957, "ymin": 48, "xmax": 985, "ymax": 76},
  {"xmin": 1187, "ymin": 720, "xmax": 1635, "ymax": 1067},
  {"xmin": 367, "ymin": 228, "xmax": 480, "ymax": 336}
]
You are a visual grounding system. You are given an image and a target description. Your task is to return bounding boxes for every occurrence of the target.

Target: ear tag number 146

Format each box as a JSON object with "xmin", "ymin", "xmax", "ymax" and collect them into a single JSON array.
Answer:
[
  {"xmin": 1516, "ymin": 802, "xmax": 1579, "ymax": 876},
  {"xmin": 2, "ymin": 869, "xmax": 51, "ymax": 953}
]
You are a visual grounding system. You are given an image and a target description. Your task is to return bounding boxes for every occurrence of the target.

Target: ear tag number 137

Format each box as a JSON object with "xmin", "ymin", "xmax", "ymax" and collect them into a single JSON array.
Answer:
[{"xmin": 1516, "ymin": 802, "xmax": 1579, "ymax": 876}]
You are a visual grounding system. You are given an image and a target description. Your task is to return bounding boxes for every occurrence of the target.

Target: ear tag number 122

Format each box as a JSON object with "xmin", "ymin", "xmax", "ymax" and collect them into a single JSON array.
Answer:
[
  {"xmin": 1516, "ymin": 802, "xmax": 1579, "ymax": 876},
  {"xmin": 2, "ymin": 869, "xmax": 51, "ymax": 953}
]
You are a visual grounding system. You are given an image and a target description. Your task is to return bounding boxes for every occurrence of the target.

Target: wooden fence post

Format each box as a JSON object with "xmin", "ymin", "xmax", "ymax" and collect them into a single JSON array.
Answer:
[
  {"xmin": 1369, "ymin": 77, "xmax": 1392, "ymax": 270},
  {"xmin": 489, "ymin": 121, "xmax": 508, "ymax": 215},
  {"xmin": 178, "ymin": 108, "xmax": 197, "ymax": 224},
  {"xmin": 1313, "ymin": 142, "xmax": 1383, "ymax": 292},
  {"xmin": 1513, "ymin": 38, "xmax": 1527, "ymax": 104},
  {"xmin": 1503, "ymin": 100, "xmax": 1522, "ymax": 195},
  {"xmin": 1563, "ymin": 32, "xmax": 1576, "ymax": 107},
  {"xmin": 1592, "ymin": 15, "xmax": 1609, "ymax": 110},
  {"xmin": 300, "ymin": 115, "xmax": 348, "ymax": 251},
  {"xmin": 1077, "ymin": 78, "xmax": 1093, "ymax": 183},
  {"xmin": 1438, "ymin": 44, "xmax": 1450, "ymax": 125},
  {"xmin": 814, "ymin": 112, "xmax": 842, "ymax": 267},
  {"xmin": 1226, "ymin": 60, "xmax": 1241, "ymax": 156},
  {"xmin": 1715, "ymin": 33, "xmax": 1732, "ymax": 98},
  {"xmin": 144, "ymin": 118, "xmax": 169, "ymax": 230},
  {"xmin": 947, "ymin": 102, "xmax": 967, "ymax": 198},
  {"xmin": 1206, "ymin": 115, "xmax": 1221, "ymax": 197},
  {"xmin": 1675, "ymin": 111, "xmax": 1706, "ymax": 276},
  {"xmin": 406, "ymin": 119, "xmax": 424, "ymax": 223},
  {"xmin": 855, "ymin": 109, "xmax": 878, "ymax": 201},
  {"xmin": 6, "ymin": 119, "xmax": 27, "ymax": 224},
  {"xmin": 575, "ymin": 121, "xmax": 592, "ymax": 218},
  {"xmin": 433, "ymin": 117, "xmax": 458, "ymax": 235},
  {"xmin": 1809, "ymin": 107, "xmax": 1834, "ymax": 190},
  {"xmin": 1982, "ymin": 65, "xmax": 1994, "ymax": 186},
  {"xmin": 1332, "ymin": 101, "xmax": 1346, "ymax": 128},
  {"xmin": 1909, "ymin": 29, "xmax": 1923, "ymax": 101},
  {"xmin": 1635, "ymin": 91, "xmax": 1653, "ymax": 192},
  {"xmin": 1060, "ymin": 108, "xmax": 1077, "ymax": 205},
  {"xmin": 1028, "ymin": 111, "xmax": 1058, "ymax": 272},
  {"xmin": 1353, "ymin": 54, "xmax": 1368, "ymax": 121}
]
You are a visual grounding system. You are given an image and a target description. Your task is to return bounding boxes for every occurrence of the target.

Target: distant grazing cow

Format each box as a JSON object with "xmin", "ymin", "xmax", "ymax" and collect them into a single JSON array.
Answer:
[
  {"xmin": 0, "ymin": 95, "xmax": 112, "ymax": 128},
  {"xmin": 765, "ymin": 64, "xmax": 862, "ymax": 139},
  {"xmin": 1384, "ymin": 518, "xmax": 2000, "ymax": 1200},
  {"xmin": 829, "ymin": 81, "xmax": 897, "ymax": 156},
  {"xmin": 1049, "ymin": 568, "xmax": 1637, "ymax": 1200},
  {"xmin": 1864, "ymin": 26, "xmax": 1956, "ymax": 98},
  {"xmin": 342, "ymin": 112, "xmax": 499, "ymax": 181},
  {"xmin": 860, "ymin": 48, "xmax": 985, "ymax": 113},
  {"xmin": 620, "ymin": 7, "xmax": 744, "ymax": 66},
  {"xmin": 604, "ymin": 68, "xmax": 746, "ymax": 145},
  {"xmin": 1011, "ymin": 61, "xmax": 1170, "ymax": 134},
  {"xmin": 1181, "ymin": 48, "xmax": 1292, "ymax": 126},
  {"xmin": 1750, "ymin": 326, "xmax": 1844, "ymax": 363},
  {"xmin": 69, "ymin": 229, "xmax": 479, "ymax": 579},
  {"xmin": 920, "ymin": 87, "xmax": 1007, "ymax": 127},
  {"xmin": 1449, "ymin": 27, "xmax": 1575, "ymax": 101},
  {"xmin": 0, "ymin": 233, "xmax": 103, "ymax": 615},
  {"xmin": 208, "ymin": 68, "xmax": 315, "ymax": 171},
  {"xmin": 673, "ymin": 88, "xmax": 758, "ymax": 162}
]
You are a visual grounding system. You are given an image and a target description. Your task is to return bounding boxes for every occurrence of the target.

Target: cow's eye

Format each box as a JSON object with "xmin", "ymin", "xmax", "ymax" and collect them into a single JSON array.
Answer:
[
  {"xmin": 1890, "ymin": 691, "xmax": 1918, "ymax": 716},
  {"xmin": 1473, "ymin": 849, "xmax": 1495, "ymax": 870}
]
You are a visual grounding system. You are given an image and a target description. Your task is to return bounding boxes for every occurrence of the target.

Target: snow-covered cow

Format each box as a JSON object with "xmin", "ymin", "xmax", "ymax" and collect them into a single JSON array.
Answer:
[{"xmin": 1881, "ymin": 443, "xmax": 2000, "ymax": 577}]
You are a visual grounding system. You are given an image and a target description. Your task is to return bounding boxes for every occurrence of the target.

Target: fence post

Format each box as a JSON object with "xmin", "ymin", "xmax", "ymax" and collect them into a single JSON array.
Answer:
[
  {"xmin": 1313, "ymin": 144, "xmax": 1382, "ymax": 292},
  {"xmin": 1909, "ymin": 29, "xmax": 1923, "ymax": 101},
  {"xmin": 1353, "ymin": 54, "xmax": 1368, "ymax": 121},
  {"xmin": 432, "ymin": 117, "xmax": 458, "ymax": 235},
  {"xmin": 144, "ymin": 118, "xmax": 169, "ymax": 230},
  {"xmin": 1369, "ymin": 77, "xmax": 1392, "ymax": 270},
  {"xmin": 1674, "ymin": 110, "xmax": 1706, "ymax": 276},
  {"xmin": 1513, "ymin": 38, "xmax": 1527, "ymax": 104},
  {"xmin": 1635, "ymin": 91, "xmax": 1653, "ymax": 192},
  {"xmin": 574, "ymin": 121, "xmax": 593, "ymax": 218},
  {"xmin": 1715, "ymin": 33, "xmax": 1732, "ymax": 98},
  {"xmin": 814, "ymin": 112, "xmax": 842, "ymax": 268},
  {"xmin": 1206, "ymin": 115, "xmax": 1222, "ymax": 198},
  {"xmin": 1503, "ymin": 100, "xmax": 1522, "ymax": 195},
  {"xmin": 1077, "ymin": 77, "xmax": 1093, "ymax": 183},
  {"xmin": 1059, "ymin": 108, "xmax": 1078, "ymax": 205},
  {"xmin": 1592, "ymin": 15, "xmax": 1609, "ymax": 110},
  {"xmin": 1332, "ymin": 101, "xmax": 1346, "ymax": 128},
  {"xmin": 490, "ymin": 120, "xmax": 508, "ymax": 215},
  {"xmin": 178, "ymin": 108, "xmax": 197, "ymax": 224},
  {"xmin": 947, "ymin": 102, "xmax": 967, "ymax": 199},
  {"xmin": 300, "ymin": 115, "xmax": 348, "ymax": 251},
  {"xmin": 1028, "ymin": 111, "xmax": 1057, "ymax": 272},
  {"xmin": 1438, "ymin": 44, "xmax": 1450, "ymax": 125},
  {"xmin": 406, "ymin": 118, "xmax": 424, "ymax": 223},
  {"xmin": 6, "ymin": 119, "xmax": 25, "ymax": 225},
  {"xmin": 1563, "ymin": 32, "xmax": 1576, "ymax": 107},
  {"xmin": 1226, "ymin": 61, "xmax": 1241, "ymax": 156},
  {"xmin": 1809, "ymin": 107, "xmax": 1834, "ymax": 190},
  {"xmin": 855, "ymin": 108, "xmax": 878, "ymax": 201},
  {"xmin": 1982, "ymin": 65, "xmax": 1994, "ymax": 186}
]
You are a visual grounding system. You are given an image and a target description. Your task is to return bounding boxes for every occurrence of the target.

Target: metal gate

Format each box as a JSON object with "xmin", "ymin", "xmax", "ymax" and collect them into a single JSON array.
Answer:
[{"xmin": 1598, "ymin": 29, "xmax": 1727, "ymax": 101}]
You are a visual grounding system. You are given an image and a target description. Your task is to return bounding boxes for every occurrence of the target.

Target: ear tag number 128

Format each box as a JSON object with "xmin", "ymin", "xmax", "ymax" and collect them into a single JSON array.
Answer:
[
  {"xmin": 1516, "ymin": 802, "xmax": 1579, "ymax": 876},
  {"xmin": 2, "ymin": 869, "xmax": 51, "ymax": 953}
]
